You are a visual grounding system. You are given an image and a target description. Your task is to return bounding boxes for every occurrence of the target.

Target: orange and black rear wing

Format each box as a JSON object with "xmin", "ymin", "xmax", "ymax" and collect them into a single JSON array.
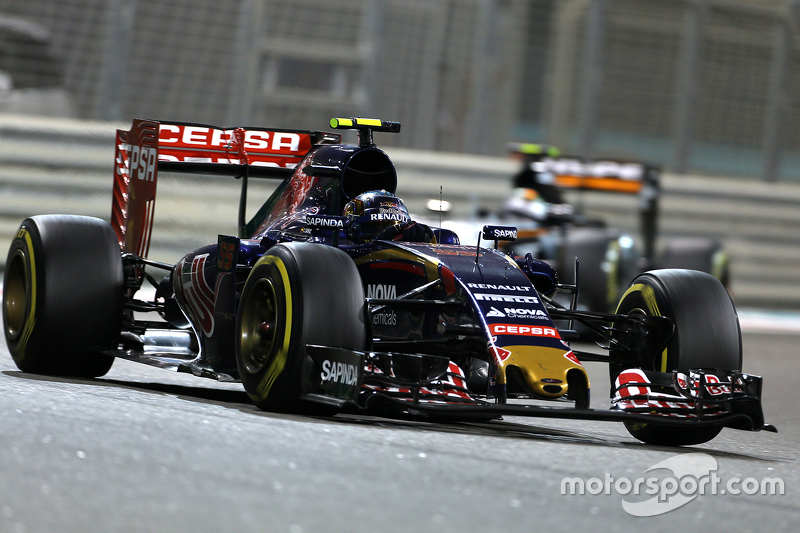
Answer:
[
  {"xmin": 541, "ymin": 156, "xmax": 658, "ymax": 195},
  {"xmin": 111, "ymin": 118, "xmax": 339, "ymax": 257},
  {"xmin": 507, "ymin": 144, "xmax": 659, "ymax": 195}
]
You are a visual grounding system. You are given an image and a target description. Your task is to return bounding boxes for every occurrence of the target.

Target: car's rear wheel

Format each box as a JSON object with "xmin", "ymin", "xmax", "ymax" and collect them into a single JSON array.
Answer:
[
  {"xmin": 562, "ymin": 228, "xmax": 637, "ymax": 313},
  {"xmin": 236, "ymin": 243, "xmax": 365, "ymax": 412},
  {"xmin": 613, "ymin": 269, "xmax": 741, "ymax": 446},
  {"xmin": 3, "ymin": 215, "xmax": 123, "ymax": 377},
  {"xmin": 659, "ymin": 237, "xmax": 730, "ymax": 289}
]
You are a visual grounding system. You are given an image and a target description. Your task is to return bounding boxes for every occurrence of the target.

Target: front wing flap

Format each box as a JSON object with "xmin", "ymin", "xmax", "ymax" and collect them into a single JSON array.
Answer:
[{"xmin": 612, "ymin": 368, "xmax": 772, "ymax": 431}]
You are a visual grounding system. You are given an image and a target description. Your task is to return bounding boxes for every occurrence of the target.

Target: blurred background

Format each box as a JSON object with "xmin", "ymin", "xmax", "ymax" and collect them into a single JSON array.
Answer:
[{"xmin": 0, "ymin": 0, "xmax": 799, "ymax": 309}]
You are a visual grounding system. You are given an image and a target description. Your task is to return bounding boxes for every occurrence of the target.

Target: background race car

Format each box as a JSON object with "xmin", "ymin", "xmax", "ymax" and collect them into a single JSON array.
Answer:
[{"xmin": 421, "ymin": 144, "xmax": 730, "ymax": 314}]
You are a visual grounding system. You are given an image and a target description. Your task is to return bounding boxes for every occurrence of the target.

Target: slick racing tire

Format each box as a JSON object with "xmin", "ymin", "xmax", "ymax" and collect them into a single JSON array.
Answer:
[
  {"xmin": 3, "ymin": 215, "xmax": 123, "ymax": 378},
  {"xmin": 562, "ymin": 228, "xmax": 636, "ymax": 313},
  {"xmin": 236, "ymin": 243, "xmax": 365, "ymax": 413},
  {"xmin": 659, "ymin": 237, "xmax": 730, "ymax": 289},
  {"xmin": 613, "ymin": 269, "xmax": 741, "ymax": 446}
]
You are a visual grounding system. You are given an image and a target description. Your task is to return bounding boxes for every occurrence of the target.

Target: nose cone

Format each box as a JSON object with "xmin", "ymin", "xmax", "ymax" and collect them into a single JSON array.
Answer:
[{"xmin": 495, "ymin": 345, "xmax": 588, "ymax": 399}]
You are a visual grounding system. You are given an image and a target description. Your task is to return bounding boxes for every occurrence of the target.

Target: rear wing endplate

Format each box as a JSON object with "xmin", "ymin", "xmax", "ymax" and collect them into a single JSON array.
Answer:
[{"xmin": 111, "ymin": 118, "xmax": 339, "ymax": 257}]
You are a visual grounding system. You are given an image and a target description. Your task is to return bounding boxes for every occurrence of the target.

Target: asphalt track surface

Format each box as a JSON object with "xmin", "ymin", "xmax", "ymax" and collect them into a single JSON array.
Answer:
[{"xmin": 0, "ymin": 314, "xmax": 798, "ymax": 532}]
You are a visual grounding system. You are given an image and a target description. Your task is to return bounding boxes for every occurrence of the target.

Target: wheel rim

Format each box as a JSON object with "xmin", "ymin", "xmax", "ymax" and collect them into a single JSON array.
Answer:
[
  {"xmin": 239, "ymin": 278, "xmax": 279, "ymax": 375},
  {"xmin": 4, "ymin": 250, "xmax": 29, "ymax": 340}
]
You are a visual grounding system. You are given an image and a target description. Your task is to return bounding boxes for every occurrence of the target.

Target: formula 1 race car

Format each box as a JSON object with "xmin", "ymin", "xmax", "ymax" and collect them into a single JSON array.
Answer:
[
  {"xmin": 2, "ymin": 117, "xmax": 774, "ymax": 446},
  {"xmin": 425, "ymin": 144, "xmax": 730, "ymax": 314}
]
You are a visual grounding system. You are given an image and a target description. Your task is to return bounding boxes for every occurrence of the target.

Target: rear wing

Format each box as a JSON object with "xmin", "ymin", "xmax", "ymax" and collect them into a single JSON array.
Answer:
[
  {"xmin": 509, "ymin": 144, "xmax": 661, "ymax": 264},
  {"xmin": 508, "ymin": 143, "xmax": 659, "ymax": 195},
  {"xmin": 111, "ymin": 118, "xmax": 339, "ymax": 257},
  {"xmin": 540, "ymin": 156, "xmax": 658, "ymax": 196}
]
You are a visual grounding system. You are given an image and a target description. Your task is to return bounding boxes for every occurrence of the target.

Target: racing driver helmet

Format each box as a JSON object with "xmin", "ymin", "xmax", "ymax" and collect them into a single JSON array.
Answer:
[{"xmin": 344, "ymin": 189, "xmax": 410, "ymax": 242}]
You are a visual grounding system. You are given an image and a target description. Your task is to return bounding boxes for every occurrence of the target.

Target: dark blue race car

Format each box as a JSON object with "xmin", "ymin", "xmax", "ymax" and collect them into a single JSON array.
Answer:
[{"xmin": 2, "ymin": 117, "xmax": 774, "ymax": 446}]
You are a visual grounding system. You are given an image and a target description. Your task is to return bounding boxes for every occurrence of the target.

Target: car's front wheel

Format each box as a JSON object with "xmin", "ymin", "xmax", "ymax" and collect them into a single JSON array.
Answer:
[
  {"xmin": 612, "ymin": 269, "xmax": 741, "ymax": 446},
  {"xmin": 235, "ymin": 243, "xmax": 365, "ymax": 412}
]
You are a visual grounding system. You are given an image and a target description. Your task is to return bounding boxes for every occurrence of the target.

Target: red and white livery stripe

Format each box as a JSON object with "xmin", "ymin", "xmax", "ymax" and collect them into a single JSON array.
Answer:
[{"xmin": 612, "ymin": 369, "xmax": 727, "ymax": 418}]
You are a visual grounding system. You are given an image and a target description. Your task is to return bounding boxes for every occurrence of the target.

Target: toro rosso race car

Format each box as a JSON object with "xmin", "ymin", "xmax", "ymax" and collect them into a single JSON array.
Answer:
[{"xmin": 2, "ymin": 117, "xmax": 774, "ymax": 446}]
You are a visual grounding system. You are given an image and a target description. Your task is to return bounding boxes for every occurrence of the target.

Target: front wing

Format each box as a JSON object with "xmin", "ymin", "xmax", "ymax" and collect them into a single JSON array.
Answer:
[{"xmin": 303, "ymin": 345, "xmax": 776, "ymax": 433}]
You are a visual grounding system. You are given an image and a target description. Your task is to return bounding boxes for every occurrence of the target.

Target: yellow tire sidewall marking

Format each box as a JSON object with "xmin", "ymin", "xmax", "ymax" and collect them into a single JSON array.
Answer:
[
  {"xmin": 16, "ymin": 229, "xmax": 37, "ymax": 362},
  {"xmin": 254, "ymin": 255, "xmax": 293, "ymax": 400},
  {"xmin": 605, "ymin": 240, "xmax": 621, "ymax": 309},
  {"xmin": 711, "ymin": 250, "xmax": 729, "ymax": 282}
]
